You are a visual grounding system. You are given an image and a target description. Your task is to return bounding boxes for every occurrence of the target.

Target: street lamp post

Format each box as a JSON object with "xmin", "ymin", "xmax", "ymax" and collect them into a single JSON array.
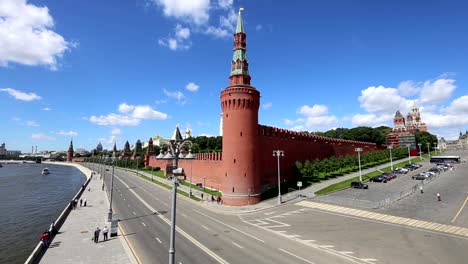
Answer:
[
  {"xmin": 433, "ymin": 142, "xmax": 438, "ymax": 155},
  {"xmin": 155, "ymin": 135, "xmax": 193, "ymax": 264},
  {"xmin": 418, "ymin": 143, "xmax": 422, "ymax": 161},
  {"xmin": 388, "ymin": 145, "xmax": 393, "ymax": 171},
  {"xmin": 355, "ymin": 148, "xmax": 363, "ymax": 182},
  {"xmin": 426, "ymin": 142, "xmax": 431, "ymax": 157},
  {"xmin": 273, "ymin": 150, "xmax": 284, "ymax": 205},
  {"xmin": 107, "ymin": 152, "xmax": 116, "ymax": 222},
  {"xmin": 406, "ymin": 144, "xmax": 412, "ymax": 164}
]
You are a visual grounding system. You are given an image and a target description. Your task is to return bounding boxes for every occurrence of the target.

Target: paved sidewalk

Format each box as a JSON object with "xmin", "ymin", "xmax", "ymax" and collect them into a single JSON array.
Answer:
[{"xmin": 40, "ymin": 164, "xmax": 136, "ymax": 264}]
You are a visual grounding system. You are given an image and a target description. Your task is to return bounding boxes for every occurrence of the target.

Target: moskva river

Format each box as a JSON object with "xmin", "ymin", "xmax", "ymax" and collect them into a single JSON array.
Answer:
[{"xmin": 0, "ymin": 163, "xmax": 85, "ymax": 264}]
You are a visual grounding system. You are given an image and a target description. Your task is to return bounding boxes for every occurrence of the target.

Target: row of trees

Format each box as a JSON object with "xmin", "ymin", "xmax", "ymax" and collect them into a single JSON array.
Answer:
[
  {"xmin": 312, "ymin": 126, "xmax": 392, "ymax": 145},
  {"xmin": 295, "ymin": 147, "xmax": 409, "ymax": 181}
]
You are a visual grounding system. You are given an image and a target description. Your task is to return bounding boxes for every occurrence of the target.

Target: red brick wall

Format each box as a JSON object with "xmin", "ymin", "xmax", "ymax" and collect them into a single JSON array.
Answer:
[{"xmin": 147, "ymin": 155, "xmax": 223, "ymax": 191}]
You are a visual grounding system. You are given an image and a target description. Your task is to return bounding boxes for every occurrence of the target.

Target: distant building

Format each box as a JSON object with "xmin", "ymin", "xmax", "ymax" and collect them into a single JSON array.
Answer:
[
  {"xmin": 96, "ymin": 142, "xmax": 103, "ymax": 152},
  {"xmin": 386, "ymin": 102, "xmax": 428, "ymax": 150},
  {"xmin": 0, "ymin": 143, "xmax": 6, "ymax": 155},
  {"xmin": 0, "ymin": 143, "xmax": 21, "ymax": 156},
  {"xmin": 67, "ymin": 140, "xmax": 74, "ymax": 162}
]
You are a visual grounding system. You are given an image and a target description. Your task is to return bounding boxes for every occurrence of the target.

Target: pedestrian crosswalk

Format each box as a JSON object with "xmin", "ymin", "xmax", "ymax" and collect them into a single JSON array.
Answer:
[{"xmin": 296, "ymin": 200, "xmax": 468, "ymax": 238}]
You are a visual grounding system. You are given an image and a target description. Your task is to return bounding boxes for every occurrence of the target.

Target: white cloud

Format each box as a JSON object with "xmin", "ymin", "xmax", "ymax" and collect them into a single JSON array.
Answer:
[
  {"xmin": 118, "ymin": 103, "xmax": 135, "ymax": 113},
  {"xmin": 217, "ymin": 0, "xmax": 233, "ymax": 9},
  {"xmin": 284, "ymin": 118, "xmax": 304, "ymax": 126},
  {"xmin": 398, "ymin": 80, "xmax": 420, "ymax": 96},
  {"xmin": 42, "ymin": 107, "xmax": 51, "ymax": 111},
  {"xmin": 163, "ymin": 88, "xmax": 186, "ymax": 102},
  {"xmin": 0, "ymin": 0, "xmax": 72, "ymax": 68},
  {"xmin": 132, "ymin": 105, "xmax": 168, "ymax": 119},
  {"xmin": 32, "ymin": 133, "xmax": 55, "ymax": 141},
  {"xmin": 351, "ymin": 113, "xmax": 393, "ymax": 127},
  {"xmin": 0, "ymin": 88, "xmax": 41, "ymax": 101},
  {"xmin": 298, "ymin": 104, "xmax": 328, "ymax": 117},
  {"xmin": 358, "ymin": 86, "xmax": 410, "ymax": 114},
  {"xmin": 255, "ymin": 24, "xmax": 263, "ymax": 31},
  {"xmin": 151, "ymin": 0, "xmax": 210, "ymax": 25},
  {"xmin": 89, "ymin": 114, "xmax": 141, "ymax": 126},
  {"xmin": 205, "ymin": 26, "xmax": 230, "ymax": 38},
  {"xmin": 186, "ymin": 82, "xmax": 199, "ymax": 92},
  {"xmin": 304, "ymin": 116, "xmax": 339, "ymax": 130},
  {"xmin": 25, "ymin": 120, "xmax": 39, "ymax": 127},
  {"xmin": 56, "ymin": 130, "xmax": 78, "ymax": 137},
  {"xmin": 158, "ymin": 24, "xmax": 191, "ymax": 51},
  {"xmin": 12, "ymin": 117, "xmax": 21, "ymax": 121},
  {"xmin": 262, "ymin": 102, "xmax": 272, "ymax": 110},
  {"xmin": 443, "ymin": 95, "xmax": 468, "ymax": 115},
  {"xmin": 420, "ymin": 79, "xmax": 456, "ymax": 103},
  {"xmin": 155, "ymin": 99, "xmax": 167, "ymax": 104},
  {"xmin": 423, "ymin": 112, "xmax": 468, "ymax": 129},
  {"xmin": 89, "ymin": 103, "xmax": 167, "ymax": 126},
  {"xmin": 175, "ymin": 24, "xmax": 190, "ymax": 39},
  {"xmin": 111, "ymin": 128, "xmax": 121, "ymax": 135}
]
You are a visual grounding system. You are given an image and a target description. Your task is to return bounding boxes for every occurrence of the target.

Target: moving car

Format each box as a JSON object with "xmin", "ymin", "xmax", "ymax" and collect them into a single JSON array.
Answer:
[{"xmin": 350, "ymin": 181, "xmax": 369, "ymax": 189}]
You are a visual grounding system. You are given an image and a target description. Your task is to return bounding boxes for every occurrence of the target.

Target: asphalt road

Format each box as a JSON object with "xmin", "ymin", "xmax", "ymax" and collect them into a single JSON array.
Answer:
[
  {"xmin": 377, "ymin": 149, "xmax": 468, "ymax": 227},
  {"xmin": 84, "ymin": 163, "xmax": 357, "ymax": 264}
]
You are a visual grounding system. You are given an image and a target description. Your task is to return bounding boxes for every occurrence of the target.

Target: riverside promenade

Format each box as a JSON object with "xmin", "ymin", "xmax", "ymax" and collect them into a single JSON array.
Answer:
[{"xmin": 39, "ymin": 163, "xmax": 137, "ymax": 264}]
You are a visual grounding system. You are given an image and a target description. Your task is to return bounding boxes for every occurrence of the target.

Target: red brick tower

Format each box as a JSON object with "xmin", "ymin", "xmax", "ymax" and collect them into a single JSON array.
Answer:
[
  {"xmin": 67, "ymin": 140, "xmax": 74, "ymax": 162},
  {"xmin": 220, "ymin": 8, "xmax": 261, "ymax": 206}
]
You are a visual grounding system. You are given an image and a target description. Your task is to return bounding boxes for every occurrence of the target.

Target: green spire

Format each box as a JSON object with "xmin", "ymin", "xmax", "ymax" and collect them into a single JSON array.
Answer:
[
  {"xmin": 236, "ymin": 8, "xmax": 245, "ymax": 33},
  {"xmin": 395, "ymin": 110, "xmax": 403, "ymax": 118}
]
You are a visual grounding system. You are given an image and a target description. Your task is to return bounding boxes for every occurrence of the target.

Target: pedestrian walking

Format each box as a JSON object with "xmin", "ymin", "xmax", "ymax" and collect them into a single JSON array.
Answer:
[
  {"xmin": 93, "ymin": 227, "xmax": 101, "ymax": 243},
  {"xmin": 84, "ymin": 198, "xmax": 87, "ymax": 207},
  {"xmin": 74, "ymin": 199, "xmax": 78, "ymax": 209},
  {"xmin": 80, "ymin": 199, "xmax": 83, "ymax": 207},
  {"xmin": 437, "ymin": 193, "xmax": 441, "ymax": 201},
  {"xmin": 201, "ymin": 193, "xmax": 204, "ymax": 200},
  {"xmin": 211, "ymin": 195, "xmax": 215, "ymax": 202},
  {"xmin": 102, "ymin": 226, "xmax": 109, "ymax": 241},
  {"xmin": 420, "ymin": 185, "xmax": 424, "ymax": 194}
]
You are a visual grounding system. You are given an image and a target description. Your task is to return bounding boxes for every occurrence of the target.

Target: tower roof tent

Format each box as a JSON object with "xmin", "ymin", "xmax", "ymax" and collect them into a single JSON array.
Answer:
[
  {"xmin": 171, "ymin": 126, "xmax": 183, "ymax": 141},
  {"xmin": 395, "ymin": 110, "xmax": 403, "ymax": 118}
]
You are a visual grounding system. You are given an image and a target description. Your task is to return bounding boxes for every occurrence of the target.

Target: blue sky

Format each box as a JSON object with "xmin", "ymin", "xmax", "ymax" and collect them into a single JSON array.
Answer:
[{"xmin": 1, "ymin": 0, "xmax": 468, "ymax": 153}]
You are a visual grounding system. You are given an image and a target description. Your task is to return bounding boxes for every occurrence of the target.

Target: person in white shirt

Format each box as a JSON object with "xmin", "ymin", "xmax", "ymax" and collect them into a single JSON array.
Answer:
[{"xmin": 102, "ymin": 226, "xmax": 109, "ymax": 241}]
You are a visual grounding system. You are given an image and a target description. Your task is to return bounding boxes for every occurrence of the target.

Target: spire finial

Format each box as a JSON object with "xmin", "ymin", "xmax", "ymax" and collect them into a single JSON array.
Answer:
[{"xmin": 236, "ymin": 7, "xmax": 245, "ymax": 33}]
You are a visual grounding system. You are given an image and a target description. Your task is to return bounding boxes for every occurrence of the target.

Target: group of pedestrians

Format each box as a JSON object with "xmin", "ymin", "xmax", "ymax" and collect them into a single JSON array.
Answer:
[
  {"xmin": 419, "ymin": 185, "xmax": 442, "ymax": 201},
  {"xmin": 40, "ymin": 222, "xmax": 58, "ymax": 248},
  {"xmin": 93, "ymin": 226, "xmax": 109, "ymax": 243},
  {"xmin": 70, "ymin": 198, "xmax": 87, "ymax": 209}
]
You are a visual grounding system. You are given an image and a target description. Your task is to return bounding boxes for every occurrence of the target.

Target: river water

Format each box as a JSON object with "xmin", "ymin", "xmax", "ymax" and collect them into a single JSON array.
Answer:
[{"xmin": 0, "ymin": 163, "xmax": 85, "ymax": 264}]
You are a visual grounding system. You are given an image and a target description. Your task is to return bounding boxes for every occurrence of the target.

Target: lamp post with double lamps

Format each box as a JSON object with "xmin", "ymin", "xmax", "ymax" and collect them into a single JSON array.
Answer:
[
  {"xmin": 355, "ymin": 148, "xmax": 363, "ymax": 182},
  {"xmin": 406, "ymin": 144, "xmax": 412, "ymax": 164},
  {"xmin": 156, "ymin": 133, "xmax": 193, "ymax": 264},
  {"xmin": 388, "ymin": 145, "xmax": 394, "ymax": 171},
  {"xmin": 427, "ymin": 142, "xmax": 431, "ymax": 157},
  {"xmin": 418, "ymin": 143, "xmax": 422, "ymax": 161},
  {"xmin": 273, "ymin": 150, "xmax": 284, "ymax": 205},
  {"xmin": 433, "ymin": 142, "xmax": 438, "ymax": 154}
]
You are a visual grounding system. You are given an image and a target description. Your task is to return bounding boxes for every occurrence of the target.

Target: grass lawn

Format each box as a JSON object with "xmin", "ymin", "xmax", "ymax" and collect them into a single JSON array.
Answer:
[{"xmin": 314, "ymin": 152, "xmax": 436, "ymax": 195}]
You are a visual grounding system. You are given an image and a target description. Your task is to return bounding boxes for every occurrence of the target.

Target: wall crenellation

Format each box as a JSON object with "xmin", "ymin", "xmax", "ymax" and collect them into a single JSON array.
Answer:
[{"xmin": 258, "ymin": 125, "xmax": 377, "ymax": 147}]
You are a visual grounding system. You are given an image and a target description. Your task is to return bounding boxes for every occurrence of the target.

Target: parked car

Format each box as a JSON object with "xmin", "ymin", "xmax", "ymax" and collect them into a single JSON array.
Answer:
[
  {"xmin": 426, "ymin": 171, "xmax": 436, "ymax": 177},
  {"xmin": 394, "ymin": 168, "xmax": 408, "ymax": 174},
  {"xmin": 404, "ymin": 165, "xmax": 415, "ymax": 171},
  {"xmin": 383, "ymin": 173, "xmax": 397, "ymax": 180},
  {"xmin": 411, "ymin": 163, "xmax": 422, "ymax": 168},
  {"xmin": 370, "ymin": 175, "xmax": 387, "ymax": 183},
  {"xmin": 350, "ymin": 181, "xmax": 369, "ymax": 189},
  {"xmin": 429, "ymin": 167, "xmax": 442, "ymax": 173},
  {"xmin": 412, "ymin": 173, "xmax": 429, "ymax": 180}
]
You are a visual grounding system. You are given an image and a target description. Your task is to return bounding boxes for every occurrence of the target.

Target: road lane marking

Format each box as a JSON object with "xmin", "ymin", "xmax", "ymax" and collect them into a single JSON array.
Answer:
[
  {"xmin": 278, "ymin": 248, "xmax": 315, "ymax": 264},
  {"xmin": 142, "ymin": 222, "xmax": 146, "ymax": 227},
  {"xmin": 264, "ymin": 211, "xmax": 276, "ymax": 216},
  {"xmin": 155, "ymin": 237, "xmax": 162, "ymax": 243},
  {"xmin": 201, "ymin": 225, "xmax": 209, "ymax": 230},
  {"xmin": 232, "ymin": 242, "xmax": 243, "ymax": 249},
  {"xmin": 194, "ymin": 210, "xmax": 265, "ymax": 243},
  {"xmin": 361, "ymin": 258, "xmax": 378, "ymax": 262},
  {"xmin": 319, "ymin": 245, "xmax": 335, "ymax": 248},
  {"xmin": 451, "ymin": 195, "xmax": 468, "ymax": 223},
  {"xmin": 128, "ymin": 204, "xmax": 130, "ymax": 207},
  {"xmin": 133, "ymin": 211, "xmax": 137, "ymax": 216},
  {"xmin": 339, "ymin": 251, "xmax": 354, "ymax": 254},
  {"xmin": 115, "ymin": 175, "xmax": 229, "ymax": 264},
  {"xmin": 163, "ymin": 202, "xmax": 169, "ymax": 206},
  {"xmin": 181, "ymin": 213, "xmax": 187, "ymax": 218},
  {"xmin": 118, "ymin": 222, "xmax": 143, "ymax": 264},
  {"xmin": 123, "ymin": 198, "xmax": 126, "ymax": 201},
  {"xmin": 296, "ymin": 201, "xmax": 468, "ymax": 238}
]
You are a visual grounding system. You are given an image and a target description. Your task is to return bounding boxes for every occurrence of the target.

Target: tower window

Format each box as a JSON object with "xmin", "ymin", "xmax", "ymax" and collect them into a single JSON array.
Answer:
[
  {"xmin": 234, "ymin": 159, "xmax": 236, "ymax": 164},
  {"xmin": 232, "ymin": 187, "xmax": 235, "ymax": 192},
  {"xmin": 240, "ymin": 132, "xmax": 242, "ymax": 136}
]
